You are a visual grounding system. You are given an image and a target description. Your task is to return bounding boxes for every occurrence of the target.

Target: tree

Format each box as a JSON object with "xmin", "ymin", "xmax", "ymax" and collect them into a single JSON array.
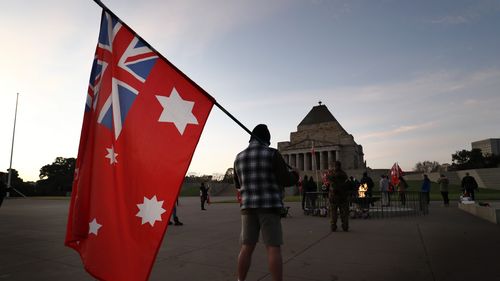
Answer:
[
  {"xmin": 6, "ymin": 168, "xmax": 23, "ymax": 187},
  {"xmin": 413, "ymin": 161, "xmax": 441, "ymax": 173},
  {"xmin": 450, "ymin": 148, "xmax": 499, "ymax": 170},
  {"xmin": 37, "ymin": 157, "xmax": 76, "ymax": 195},
  {"xmin": 222, "ymin": 167, "xmax": 234, "ymax": 183}
]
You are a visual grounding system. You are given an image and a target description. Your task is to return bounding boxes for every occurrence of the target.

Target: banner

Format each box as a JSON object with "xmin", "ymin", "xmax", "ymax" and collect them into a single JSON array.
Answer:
[{"xmin": 65, "ymin": 10, "xmax": 214, "ymax": 281}]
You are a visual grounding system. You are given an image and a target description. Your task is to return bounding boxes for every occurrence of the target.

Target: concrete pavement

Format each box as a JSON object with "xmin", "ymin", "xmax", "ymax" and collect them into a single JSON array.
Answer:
[{"xmin": 1, "ymin": 197, "xmax": 499, "ymax": 281}]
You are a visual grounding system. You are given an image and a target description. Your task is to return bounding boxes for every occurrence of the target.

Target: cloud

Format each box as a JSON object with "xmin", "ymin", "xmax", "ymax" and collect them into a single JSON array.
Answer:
[
  {"xmin": 121, "ymin": 0, "xmax": 287, "ymax": 57},
  {"xmin": 426, "ymin": 1, "xmax": 500, "ymax": 25},
  {"xmin": 358, "ymin": 122, "xmax": 436, "ymax": 140}
]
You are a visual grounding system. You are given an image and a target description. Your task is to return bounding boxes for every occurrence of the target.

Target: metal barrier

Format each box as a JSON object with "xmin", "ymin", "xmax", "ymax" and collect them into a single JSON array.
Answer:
[
  {"xmin": 303, "ymin": 192, "xmax": 329, "ymax": 217},
  {"xmin": 303, "ymin": 191, "xmax": 429, "ymax": 219}
]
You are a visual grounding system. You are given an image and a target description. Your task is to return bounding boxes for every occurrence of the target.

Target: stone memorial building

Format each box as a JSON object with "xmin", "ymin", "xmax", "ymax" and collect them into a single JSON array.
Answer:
[{"xmin": 278, "ymin": 103, "xmax": 365, "ymax": 177}]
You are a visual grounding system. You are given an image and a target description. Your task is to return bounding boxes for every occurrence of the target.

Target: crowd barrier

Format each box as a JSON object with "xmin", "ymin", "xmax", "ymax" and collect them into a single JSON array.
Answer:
[{"xmin": 303, "ymin": 191, "xmax": 429, "ymax": 219}]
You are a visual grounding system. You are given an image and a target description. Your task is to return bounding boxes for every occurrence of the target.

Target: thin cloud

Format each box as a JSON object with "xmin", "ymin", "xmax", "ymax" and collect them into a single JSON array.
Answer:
[
  {"xmin": 425, "ymin": 1, "xmax": 500, "ymax": 25},
  {"xmin": 358, "ymin": 122, "xmax": 436, "ymax": 140}
]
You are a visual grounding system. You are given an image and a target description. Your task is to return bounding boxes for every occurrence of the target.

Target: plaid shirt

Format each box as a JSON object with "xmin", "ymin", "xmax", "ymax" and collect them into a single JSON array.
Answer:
[{"xmin": 234, "ymin": 141, "xmax": 297, "ymax": 210}]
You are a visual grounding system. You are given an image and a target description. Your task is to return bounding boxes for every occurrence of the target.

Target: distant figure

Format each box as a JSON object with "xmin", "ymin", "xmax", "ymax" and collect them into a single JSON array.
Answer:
[
  {"xmin": 301, "ymin": 175, "xmax": 308, "ymax": 210},
  {"xmin": 437, "ymin": 174, "xmax": 450, "ymax": 206},
  {"xmin": 379, "ymin": 175, "xmax": 390, "ymax": 207},
  {"xmin": 328, "ymin": 161, "xmax": 353, "ymax": 232},
  {"xmin": 233, "ymin": 124, "xmax": 299, "ymax": 281},
  {"xmin": 397, "ymin": 176, "xmax": 408, "ymax": 206},
  {"xmin": 306, "ymin": 177, "xmax": 317, "ymax": 210},
  {"xmin": 200, "ymin": 182, "xmax": 209, "ymax": 210},
  {"xmin": 461, "ymin": 172, "xmax": 478, "ymax": 200},
  {"xmin": 0, "ymin": 176, "xmax": 6, "ymax": 208},
  {"xmin": 360, "ymin": 172, "xmax": 375, "ymax": 206},
  {"xmin": 421, "ymin": 174, "xmax": 431, "ymax": 205},
  {"xmin": 168, "ymin": 200, "xmax": 183, "ymax": 226},
  {"xmin": 348, "ymin": 176, "xmax": 360, "ymax": 196}
]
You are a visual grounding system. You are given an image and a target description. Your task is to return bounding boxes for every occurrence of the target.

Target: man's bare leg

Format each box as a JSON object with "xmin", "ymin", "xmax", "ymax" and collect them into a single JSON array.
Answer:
[
  {"xmin": 266, "ymin": 245, "xmax": 283, "ymax": 281},
  {"xmin": 237, "ymin": 244, "xmax": 256, "ymax": 281}
]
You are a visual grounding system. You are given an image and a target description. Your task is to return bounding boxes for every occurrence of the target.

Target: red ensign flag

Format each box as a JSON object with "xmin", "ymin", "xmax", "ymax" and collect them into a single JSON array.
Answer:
[
  {"xmin": 65, "ymin": 10, "xmax": 214, "ymax": 281},
  {"xmin": 390, "ymin": 162, "xmax": 404, "ymax": 186}
]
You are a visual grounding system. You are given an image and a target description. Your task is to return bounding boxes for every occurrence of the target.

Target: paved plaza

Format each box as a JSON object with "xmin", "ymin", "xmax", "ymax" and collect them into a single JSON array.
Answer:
[{"xmin": 1, "ymin": 197, "xmax": 499, "ymax": 281}]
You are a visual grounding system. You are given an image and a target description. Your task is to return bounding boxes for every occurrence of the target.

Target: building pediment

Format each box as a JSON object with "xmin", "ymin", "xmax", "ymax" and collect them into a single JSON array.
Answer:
[{"xmin": 280, "ymin": 139, "xmax": 336, "ymax": 151}]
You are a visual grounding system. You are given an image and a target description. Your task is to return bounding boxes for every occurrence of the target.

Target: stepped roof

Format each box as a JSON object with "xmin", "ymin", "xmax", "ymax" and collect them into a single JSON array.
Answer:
[{"xmin": 298, "ymin": 103, "xmax": 337, "ymax": 126}]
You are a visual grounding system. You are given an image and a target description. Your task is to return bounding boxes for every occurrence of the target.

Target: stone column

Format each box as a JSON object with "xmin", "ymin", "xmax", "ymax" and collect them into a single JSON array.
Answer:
[
  {"xmin": 328, "ymin": 151, "xmax": 334, "ymax": 169},
  {"xmin": 298, "ymin": 153, "xmax": 304, "ymax": 171},
  {"xmin": 291, "ymin": 154, "xmax": 297, "ymax": 168},
  {"xmin": 336, "ymin": 150, "xmax": 341, "ymax": 165},
  {"xmin": 304, "ymin": 153, "xmax": 310, "ymax": 171},
  {"xmin": 319, "ymin": 151, "xmax": 326, "ymax": 170}
]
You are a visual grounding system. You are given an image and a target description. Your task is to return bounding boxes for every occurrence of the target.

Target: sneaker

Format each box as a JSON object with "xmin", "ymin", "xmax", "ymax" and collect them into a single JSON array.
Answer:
[
  {"xmin": 174, "ymin": 221, "xmax": 183, "ymax": 226},
  {"xmin": 168, "ymin": 221, "xmax": 173, "ymax": 225}
]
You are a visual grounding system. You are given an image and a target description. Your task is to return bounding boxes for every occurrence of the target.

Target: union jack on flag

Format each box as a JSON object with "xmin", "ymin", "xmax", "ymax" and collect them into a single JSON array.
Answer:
[{"xmin": 87, "ymin": 12, "xmax": 158, "ymax": 139}]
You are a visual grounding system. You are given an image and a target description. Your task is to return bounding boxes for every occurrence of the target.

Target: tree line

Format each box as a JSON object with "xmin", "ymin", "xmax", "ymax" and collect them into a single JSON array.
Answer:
[
  {"xmin": 3, "ymin": 158, "xmax": 236, "ymax": 197},
  {"xmin": 413, "ymin": 148, "xmax": 500, "ymax": 173}
]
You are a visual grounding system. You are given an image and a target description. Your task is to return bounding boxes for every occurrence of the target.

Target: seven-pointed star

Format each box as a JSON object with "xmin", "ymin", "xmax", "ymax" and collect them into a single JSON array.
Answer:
[
  {"xmin": 136, "ymin": 195, "xmax": 166, "ymax": 226},
  {"xmin": 105, "ymin": 146, "xmax": 118, "ymax": 164},
  {"xmin": 89, "ymin": 218, "xmax": 102, "ymax": 235},
  {"xmin": 156, "ymin": 87, "xmax": 198, "ymax": 135}
]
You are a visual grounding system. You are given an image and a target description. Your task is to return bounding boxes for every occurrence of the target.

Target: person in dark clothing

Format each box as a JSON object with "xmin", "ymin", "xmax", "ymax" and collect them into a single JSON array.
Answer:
[
  {"xmin": 437, "ymin": 174, "xmax": 450, "ymax": 206},
  {"xmin": 360, "ymin": 172, "xmax": 374, "ymax": 206},
  {"xmin": 461, "ymin": 173, "xmax": 478, "ymax": 200},
  {"xmin": 0, "ymin": 176, "xmax": 6, "ymax": 208},
  {"xmin": 301, "ymin": 175, "xmax": 308, "ymax": 210},
  {"xmin": 307, "ymin": 177, "xmax": 317, "ymax": 210},
  {"xmin": 328, "ymin": 161, "xmax": 353, "ymax": 232},
  {"xmin": 200, "ymin": 182, "xmax": 209, "ymax": 210},
  {"xmin": 233, "ymin": 124, "xmax": 299, "ymax": 281},
  {"xmin": 421, "ymin": 174, "xmax": 431, "ymax": 205},
  {"xmin": 169, "ymin": 198, "xmax": 183, "ymax": 225}
]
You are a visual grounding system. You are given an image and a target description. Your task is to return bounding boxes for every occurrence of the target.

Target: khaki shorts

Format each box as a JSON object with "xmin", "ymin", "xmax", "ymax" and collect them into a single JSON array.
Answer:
[{"xmin": 240, "ymin": 211, "xmax": 283, "ymax": 246}]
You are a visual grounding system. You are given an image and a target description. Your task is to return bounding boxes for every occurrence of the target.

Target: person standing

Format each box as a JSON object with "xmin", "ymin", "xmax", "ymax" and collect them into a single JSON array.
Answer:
[
  {"xmin": 200, "ymin": 182, "xmax": 209, "ymax": 210},
  {"xmin": 461, "ymin": 172, "xmax": 478, "ymax": 201},
  {"xmin": 397, "ymin": 176, "xmax": 408, "ymax": 206},
  {"xmin": 328, "ymin": 161, "xmax": 353, "ymax": 232},
  {"xmin": 379, "ymin": 175, "xmax": 389, "ymax": 207},
  {"xmin": 437, "ymin": 174, "xmax": 450, "ymax": 206},
  {"xmin": 0, "ymin": 175, "xmax": 6, "ymax": 208},
  {"xmin": 421, "ymin": 174, "xmax": 431, "ymax": 205},
  {"xmin": 301, "ymin": 175, "xmax": 308, "ymax": 210},
  {"xmin": 233, "ymin": 124, "xmax": 299, "ymax": 281},
  {"xmin": 307, "ymin": 176, "xmax": 317, "ymax": 211},
  {"xmin": 360, "ymin": 172, "xmax": 375, "ymax": 207}
]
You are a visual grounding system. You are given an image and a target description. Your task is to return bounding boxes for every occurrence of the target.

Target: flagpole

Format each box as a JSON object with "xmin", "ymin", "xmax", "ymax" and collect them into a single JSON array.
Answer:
[
  {"xmin": 90, "ymin": 0, "xmax": 293, "ymax": 170},
  {"xmin": 7, "ymin": 93, "xmax": 19, "ymax": 198}
]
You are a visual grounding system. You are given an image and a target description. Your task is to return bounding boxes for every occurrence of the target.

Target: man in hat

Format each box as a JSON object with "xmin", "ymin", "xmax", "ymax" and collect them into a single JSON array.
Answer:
[{"xmin": 234, "ymin": 124, "xmax": 299, "ymax": 281}]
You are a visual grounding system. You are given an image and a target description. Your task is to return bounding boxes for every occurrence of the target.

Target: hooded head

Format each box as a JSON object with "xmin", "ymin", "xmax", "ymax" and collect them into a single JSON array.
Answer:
[{"xmin": 250, "ymin": 124, "xmax": 271, "ymax": 146}]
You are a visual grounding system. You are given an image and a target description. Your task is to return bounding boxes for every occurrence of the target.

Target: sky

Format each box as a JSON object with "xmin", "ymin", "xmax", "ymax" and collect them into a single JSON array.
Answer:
[{"xmin": 1, "ymin": 0, "xmax": 499, "ymax": 182}]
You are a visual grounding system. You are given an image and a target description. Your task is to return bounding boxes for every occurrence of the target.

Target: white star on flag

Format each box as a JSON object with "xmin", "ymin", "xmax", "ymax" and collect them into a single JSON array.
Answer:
[
  {"xmin": 156, "ymin": 87, "xmax": 199, "ymax": 135},
  {"xmin": 105, "ymin": 146, "xmax": 118, "ymax": 164},
  {"xmin": 136, "ymin": 195, "xmax": 166, "ymax": 226},
  {"xmin": 89, "ymin": 218, "xmax": 102, "ymax": 235}
]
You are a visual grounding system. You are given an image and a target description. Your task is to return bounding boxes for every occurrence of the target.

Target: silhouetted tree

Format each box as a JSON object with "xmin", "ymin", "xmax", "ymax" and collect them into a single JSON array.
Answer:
[
  {"xmin": 222, "ymin": 167, "xmax": 234, "ymax": 183},
  {"xmin": 37, "ymin": 157, "xmax": 76, "ymax": 195},
  {"xmin": 413, "ymin": 161, "xmax": 442, "ymax": 173}
]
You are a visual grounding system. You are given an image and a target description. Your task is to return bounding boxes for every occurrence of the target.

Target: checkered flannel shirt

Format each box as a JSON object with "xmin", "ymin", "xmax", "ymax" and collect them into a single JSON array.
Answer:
[{"xmin": 234, "ymin": 141, "xmax": 297, "ymax": 210}]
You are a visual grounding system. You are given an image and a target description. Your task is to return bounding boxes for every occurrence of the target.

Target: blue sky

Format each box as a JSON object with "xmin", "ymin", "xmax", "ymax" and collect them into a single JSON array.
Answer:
[{"xmin": 1, "ymin": 0, "xmax": 499, "ymax": 181}]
